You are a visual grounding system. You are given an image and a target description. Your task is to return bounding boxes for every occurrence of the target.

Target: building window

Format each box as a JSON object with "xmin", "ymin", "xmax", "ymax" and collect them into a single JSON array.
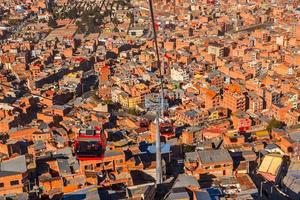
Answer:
[
  {"xmin": 96, "ymin": 163, "xmax": 102, "ymax": 168},
  {"xmin": 0, "ymin": 183, "xmax": 4, "ymax": 187},
  {"xmin": 10, "ymin": 180, "xmax": 19, "ymax": 186},
  {"xmin": 85, "ymin": 165, "xmax": 93, "ymax": 170}
]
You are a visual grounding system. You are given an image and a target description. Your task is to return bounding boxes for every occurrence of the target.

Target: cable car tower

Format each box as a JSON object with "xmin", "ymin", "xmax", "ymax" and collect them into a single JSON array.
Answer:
[{"xmin": 147, "ymin": 0, "xmax": 175, "ymax": 185}]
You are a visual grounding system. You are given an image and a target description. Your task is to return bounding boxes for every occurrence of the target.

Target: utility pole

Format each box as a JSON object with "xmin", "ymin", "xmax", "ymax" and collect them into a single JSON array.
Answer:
[
  {"xmin": 260, "ymin": 181, "xmax": 266, "ymax": 198},
  {"xmin": 155, "ymin": 111, "xmax": 162, "ymax": 184}
]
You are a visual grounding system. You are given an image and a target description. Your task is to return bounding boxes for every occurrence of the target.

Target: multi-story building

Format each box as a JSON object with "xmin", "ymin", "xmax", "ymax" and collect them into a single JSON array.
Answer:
[
  {"xmin": 202, "ymin": 89, "xmax": 221, "ymax": 110},
  {"xmin": 208, "ymin": 42, "xmax": 225, "ymax": 57},
  {"xmin": 184, "ymin": 149, "xmax": 233, "ymax": 180},
  {"xmin": 0, "ymin": 172, "xmax": 29, "ymax": 196},
  {"xmin": 118, "ymin": 92, "xmax": 142, "ymax": 109},
  {"xmin": 79, "ymin": 149, "xmax": 132, "ymax": 187},
  {"xmin": 231, "ymin": 111, "xmax": 252, "ymax": 132},
  {"xmin": 207, "ymin": 106, "xmax": 227, "ymax": 121},
  {"xmin": 171, "ymin": 67, "xmax": 190, "ymax": 82},
  {"xmin": 205, "ymin": 71, "xmax": 224, "ymax": 88},
  {"xmin": 111, "ymin": 87, "xmax": 123, "ymax": 103},
  {"xmin": 175, "ymin": 109, "xmax": 208, "ymax": 126},
  {"xmin": 181, "ymin": 126, "xmax": 202, "ymax": 144},
  {"xmin": 144, "ymin": 93, "xmax": 169, "ymax": 111},
  {"xmin": 223, "ymin": 84, "xmax": 246, "ymax": 113},
  {"xmin": 0, "ymin": 156, "xmax": 29, "ymax": 196},
  {"xmin": 264, "ymin": 89, "xmax": 281, "ymax": 109},
  {"xmin": 131, "ymin": 83, "xmax": 150, "ymax": 99},
  {"xmin": 247, "ymin": 92, "xmax": 264, "ymax": 113}
]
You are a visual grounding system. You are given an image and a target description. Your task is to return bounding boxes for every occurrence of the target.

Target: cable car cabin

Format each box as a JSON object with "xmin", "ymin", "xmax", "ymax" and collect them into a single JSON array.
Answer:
[
  {"xmin": 75, "ymin": 128, "xmax": 106, "ymax": 161},
  {"xmin": 160, "ymin": 121, "xmax": 175, "ymax": 139},
  {"xmin": 150, "ymin": 119, "xmax": 175, "ymax": 140}
]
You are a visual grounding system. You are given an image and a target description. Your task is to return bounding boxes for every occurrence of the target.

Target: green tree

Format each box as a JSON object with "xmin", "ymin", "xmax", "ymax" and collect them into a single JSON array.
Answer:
[{"xmin": 266, "ymin": 117, "xmax": 282, "ymax": 132}]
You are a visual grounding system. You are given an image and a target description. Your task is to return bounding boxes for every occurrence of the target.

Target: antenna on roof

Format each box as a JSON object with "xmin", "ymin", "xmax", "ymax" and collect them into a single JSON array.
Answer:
[{"xmin": 148, "ymin": 0, "xmax": 163, "ymax": 185}]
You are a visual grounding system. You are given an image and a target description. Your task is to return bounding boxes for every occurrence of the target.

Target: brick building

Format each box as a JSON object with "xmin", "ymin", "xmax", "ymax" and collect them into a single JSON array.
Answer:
[
  {"xmin": 184, "ymin": 149, "xmax": 233, "ymax": 180},
  {"xmin": 223, "ymin": 84, "xmax": 246, "ymax": 113}
]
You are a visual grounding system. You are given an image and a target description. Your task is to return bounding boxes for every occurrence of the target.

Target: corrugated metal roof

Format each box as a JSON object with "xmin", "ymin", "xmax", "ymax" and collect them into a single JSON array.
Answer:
[
  {"xmin": 172, "ymin": 174, "xmax": 200, "ymax": 189},
  {"xmin": 195, "ymin": 190, "xmax": 212, "ymax": 200},
  {"xmin": 258, "ymin": 154, "xmax": 283, "ymax": 176},
  {"xmin": 283, "ymin": 160, "xmax": 300, "ymax": 197},
  {"xmin": 198, "ymin": 149, "xmax": 232, "ymax": 164},
  {"xmin": 167, "ymin": 189, "xmax": 190, "ymax": 200},
  {"xmin": 185, "ymin": 151, "xmax": 198, "ymax": 162},
  {"xmin": 0, "ymin": 155, "xmax": 27, "ymax": 173},
  {"xmin": 258, "ymin": 155, "xmax": 272, "ymax": 173},
  {"xmin": 269, "ymin": 157, "xmax": 282, "ymax": 175}
]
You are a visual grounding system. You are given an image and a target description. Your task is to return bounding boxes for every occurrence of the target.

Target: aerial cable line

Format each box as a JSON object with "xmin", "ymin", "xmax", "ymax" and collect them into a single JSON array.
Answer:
[
  {"xmin": 148, "ymin": 0, "xmax": 163, "ymax": 185},
  {"xmin": 148, "ymin": 0, "xmax": 165, "ymax": 117}
]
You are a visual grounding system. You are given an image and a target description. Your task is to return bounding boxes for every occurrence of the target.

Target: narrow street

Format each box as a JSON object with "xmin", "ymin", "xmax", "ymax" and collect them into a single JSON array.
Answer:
[{"xmin": 249, "ymin": 163, "xmax": 289, "ymax": 200}]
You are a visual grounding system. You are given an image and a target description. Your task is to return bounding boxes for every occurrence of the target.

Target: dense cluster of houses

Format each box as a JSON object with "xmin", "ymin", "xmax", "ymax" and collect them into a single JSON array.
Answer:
[{"xmin": 0, "ymin": 0, "xmax": 299, "ymax": 199}]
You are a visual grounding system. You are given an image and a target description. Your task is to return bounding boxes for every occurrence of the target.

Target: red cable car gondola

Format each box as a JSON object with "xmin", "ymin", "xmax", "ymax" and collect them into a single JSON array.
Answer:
[
  {"xmin": 74, "ymin": 127, "xmax": 106, "ymax": 161},
  {"xmin": 160, "ymin": 120, "xmax": 175, "ymax": 138}
]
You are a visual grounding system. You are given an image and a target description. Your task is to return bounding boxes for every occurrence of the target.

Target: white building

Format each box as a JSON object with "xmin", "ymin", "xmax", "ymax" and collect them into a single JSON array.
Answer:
[
  {"xmin": 111, "ymin": 87, "xmax": 122, "ymax": 103},
  {"xmin": 171, "ymin": 68, "xmax": 189, "ymax": 82}
]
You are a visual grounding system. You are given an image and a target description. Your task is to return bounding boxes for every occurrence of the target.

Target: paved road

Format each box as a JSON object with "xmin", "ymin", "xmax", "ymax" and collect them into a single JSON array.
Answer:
[{"xmin": 249, "ymin": 170, "xmax": 289, "ymax": 200}]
